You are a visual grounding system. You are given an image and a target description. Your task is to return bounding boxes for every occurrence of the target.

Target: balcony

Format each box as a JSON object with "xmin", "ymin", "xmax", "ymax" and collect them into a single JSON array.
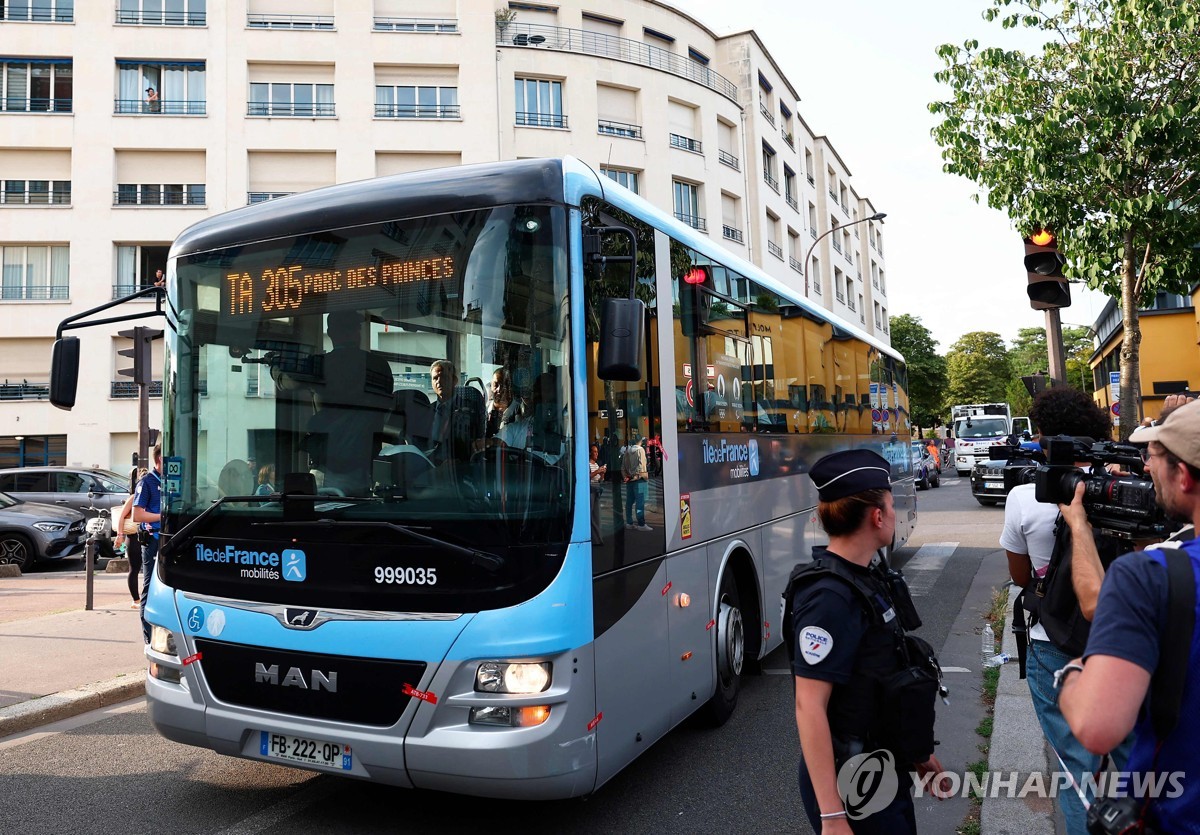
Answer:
[
  {"xmin": 246, "ymin": 14, "xmax": 333, "ymax": 29},
  {"xmin": 248, "ymin": 191, "xmax": 295, "ymax": 204},
  {"xmin": 598, "ymin": 119, "xmax": 642, "ymax": 139},
  {"xmin": 767, "ymin": 241, "xmax": 783, "ymax": 260},
  {"xmin": 119, "ymin": 8, "xmax": 205, "ymax": 25},
  {"xmin": 783, "ymin": 132, "xmax": 794, "ymax": 150},
  {"xmin": 829, "ymin": 187, "xmax": 837, "ymax": 199},
  {"xmin": 0, "ymin": 381, "xmax": 50, "ymax": 401},
  {"xmin": 112, "ymin": 284, "xmax": 160, "ymax": 299},
  {"xmin": 114, "ymin": 186, "xmax": 205, "ymax": 206},
  {"xmin": 847, "ymin": 297, "xmax": 856, "ymax": 312},
  {"xmin": 723, "ymin": 225, "xmax": 744, "ymax": 243},
  {"xmin": 832, "ymin": 239, "xmax": 842, "ymax": 254},
  {"xmin": 670, "ymin": 133, "xmax": 702, "ymax": 154},
  {"xmin": 0, "ymin": 285, "xmax": 68, "ymax": 301},
  {"xmin": 1, "ymin": 186, "xmax": 70, "ymax": 205},
  {"xmin": 789, "ymin": 257, "xmax": 803, "ymax": 273},
  {"xmin": 498, "ymin": 23, "xmax": 737, "ymax": 102},
  {"xmin": 115, "ymin": 99, "xmax": 206, "ymax": 115},
  {"xmin": 1, "ymin": 97, "xmax": 71, "ymax": 113},
  {"xmin": 4, "ymin": 5, "xmax": 72, "ymax": 21},
  {"xmin": 675, "ymin": 212, "xmax": 707, "ymax": 232},
  {"xmin": 836, "ymin": 291, "xmax": 846, "ymax": 303},
  {"xmin": 373, "ymin": 17, "xmax": 457, "ymax": 32},
  {"xmin": 786, "ymin": 195, "xmax": 798, "ymax": 211},
  {"xmin": 376, "ymin": 104, "xmax": 460, "ymax": 119},
  {"xmin": 759, "ymin": 102, "xmax": 775, "ymax": 127},
  {"xmin": 845, "ymin": 250, "xmax": 853, "ymax": 266},
  {"xmin": 248, "ymin": 101, "xmax": 335, "ymax": 117},
  {"xmin": 516, "ymin": 111, "xmax": 567, "ymax": 128},
  {"xmin": 841, "ymin": 202, "xmax": 849, "ymax": 214},
  {"xmin": 807, "ymin": 174, "xmax": 815, "ymax": 185},
  {"xmin": 718, "ymin": 149, "xmax": 739, "ymax": 171},
  {"xmin": 111, "ymin": 381, "xmax": 164, "ymax": 399},
  {"xmin": 764, "ymin": 171, "xmax": 779, "ymax": 193},
  {"xmin": 810, "ymin": 227, "xmax": 817, "ymax": 239}
]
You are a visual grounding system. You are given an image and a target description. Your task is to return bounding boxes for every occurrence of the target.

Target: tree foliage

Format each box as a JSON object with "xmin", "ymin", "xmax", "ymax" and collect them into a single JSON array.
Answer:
[
  {"xmin": 889, "ymin": 314, "xmax": 948, "ymax": 429},
  {"xmin": 930, "ymin": 0, "xmax": 1200, "ymax": 437},
  {"xmin": 1008, "ymin": 325, "xmax": 1093, "ymax": 394},
  {"xmin": 943, "ymin": 331, "xmax": 1012, "ymax": 407}
]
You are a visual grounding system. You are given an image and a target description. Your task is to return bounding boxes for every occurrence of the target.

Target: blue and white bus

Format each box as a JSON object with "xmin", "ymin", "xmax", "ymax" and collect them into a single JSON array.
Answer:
[{"xmin": 99, "ymin": 158, "xmax": 914, "ymax": 798}]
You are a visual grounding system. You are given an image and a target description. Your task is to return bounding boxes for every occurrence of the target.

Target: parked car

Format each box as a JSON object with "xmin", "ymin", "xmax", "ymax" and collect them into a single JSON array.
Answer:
[
  {"xmin": 0, "ymin": 490, "xmax": 88, "ymax": 570},
  {"xmin": 910, "ymin": 440, "xmax": 941, "ymax": 490},
  {"xmin": 0, "ymin": 467, "xmax": 130, "ymax": 559}
]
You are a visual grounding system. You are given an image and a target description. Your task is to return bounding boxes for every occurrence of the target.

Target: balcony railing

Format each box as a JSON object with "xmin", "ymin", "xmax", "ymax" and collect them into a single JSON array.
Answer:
[
  {"xmin": 246, "ymin": 14, "xmax": 333, "ymax": 29},
  {"xmin": 497, "ymin": 22, "xmax": 737, "ymax": 102},
  {"xmin": 783, "ymin": 132, "xmax": 794, "ymax": 150},
  {"xmin": 118, "ymin": 9, "xmax": 205, "ymax": 25},
  {"xmin": 374, "ymin": 17, "xmax": 457, "ymax": 32},
  {"xmin": 675, "ymin": 212, "xmax": 707, "ymax": 232},
  {"xmin": 114, "ymin": 187, "xmax": 206, "ymax": 206},
  {"xmin": 598, "ymin": 119, "xmax": 642, "ymax": 139},
  {"xmin": 669, "ymin": 133, "xmax": 702, "ymax": 153},
  {"xmin": 722, "ymin": 225, "xmax": 744, "ymax": 243},
  {"xmin": 1, "ymin": 97, "xmax": 72, "ymax": 113},
  {"xmin": 845, "ymin": 250, "xmax": 853, "ymax": 265},
  {"xmin": 248, "ymin": 102, "xmax": 335, "ymax": 117},
  {"xmin": 767, "ymin": 241, "xmax": 783, "ymax": 259},
  {"xmin": 813, "ymin": 278, "xmax": 821, "ymax": 294},
  {"xmin": 112, "ymin": 284, "xmax": 162, "ymax": 299},
  {"xmin": 807, "ymin": 174, "xmax": 815, "ymax": 185},
  {"xmin": 836, "ymin": 291, "xmax": 846, "ymax": 303},
  {"xmin": 847, "ymin": 297, "xmax": 856, "ymax": 312},
  {"xmin": 718, "ymin": 149, "xmax": 739, "ymax": 171},
  {"xmin": 829, "ymin": 187, "xmax": 837, "ymax": 199},
  {"xmin": 1, "ymin": 187, "xmax": 70, "ymax": 204},
  {"xmin": 0, "ymin": 285, "xmax": 68, "ymax": 300},
  {"xmin": 376, "ymin": 104, "xmax": 460, "ymax": 119},
  {"xmin": 516, "ymin": 111, "xmax": 567, "ymax": 128},
  {"xmin": 759, "ymin": 102, "xmax": 775, "ymax": 126},
  {"xmin": 810, "ymin": 227, "xmax": 817, "ymax": 239},
  {"xmin": 248, "ymin": 191, "xmax": 295, "ymax": 204},
  {"xmin": 764, "ymin": 171, "xmax": 779, "ymax": 193},
  {"xmin": 841, "ymin": 202, "xmax": 849, "ymax": 214},
  {"xmin": 789, "ymin": 257, "xmax": 803, "ymax": 273},
  {"xmin": 115, "ymin": 99, "xmax": 206, "ymax": 115},
  {"xmin": 786, "ymin": 195, "xmax": 798, "ymax": 211},
  {"xmin": 0, "ymin": 381, "xmax": 50, "ymax": 401},
  {"xmin": 111, "ymin": 381, "xmax": 163, "ymax": 399},
  {"xmin": 832, "ymin": 239, "xmax": 842, "ymax": 254}
]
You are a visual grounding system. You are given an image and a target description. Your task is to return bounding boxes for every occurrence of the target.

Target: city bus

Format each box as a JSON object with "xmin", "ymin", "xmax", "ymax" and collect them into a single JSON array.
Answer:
[{"xmin": 52, "ymin": 157, "xmax": 914, "ymax": 798}]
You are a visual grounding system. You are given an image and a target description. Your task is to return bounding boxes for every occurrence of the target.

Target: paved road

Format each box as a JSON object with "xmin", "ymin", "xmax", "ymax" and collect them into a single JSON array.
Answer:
[{"xmin": 0, "ymin": 474, "xmax": 1006, "ymax": 835}]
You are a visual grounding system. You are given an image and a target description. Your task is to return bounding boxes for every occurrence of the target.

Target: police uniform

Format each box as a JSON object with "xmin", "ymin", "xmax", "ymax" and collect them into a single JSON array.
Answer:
[{"xmin": 789, "ymin": 450, "xmax": 939, "ymax": 833}]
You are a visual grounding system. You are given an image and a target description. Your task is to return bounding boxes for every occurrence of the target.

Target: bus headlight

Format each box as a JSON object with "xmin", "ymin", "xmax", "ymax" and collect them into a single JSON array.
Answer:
[
  {"xmin": 474, "ymin": 662, "xmax": 551, "ymax": 694},
  {"xmin": 150, "ymin": 626, "xmax": 178, "ymax": 656},
  {"xmin": 469, "ymin": 705, "xmax": 551, "ymax": 727}
]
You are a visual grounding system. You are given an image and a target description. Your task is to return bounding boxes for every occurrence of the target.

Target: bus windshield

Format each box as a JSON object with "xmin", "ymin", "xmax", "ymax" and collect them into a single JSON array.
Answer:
[
  {"xmin": 163, "ymin": 203, "xmax": 573, "ymax": 612},
  {"xmin": 954, "ymin": 417, "xmax": 1009, "ymax": 439}
]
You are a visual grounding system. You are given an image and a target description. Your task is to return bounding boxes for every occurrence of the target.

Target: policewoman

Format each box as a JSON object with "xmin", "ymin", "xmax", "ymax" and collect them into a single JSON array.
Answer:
[{"xmin": 789, "ymin": 449, "xmax": 950, "ymax": 833}]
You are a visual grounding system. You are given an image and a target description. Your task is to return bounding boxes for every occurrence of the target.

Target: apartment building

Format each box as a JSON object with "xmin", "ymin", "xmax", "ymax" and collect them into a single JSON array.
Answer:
[{"xmin": 0, "ymin": 0, "xmax": 890, "ymax": 469}]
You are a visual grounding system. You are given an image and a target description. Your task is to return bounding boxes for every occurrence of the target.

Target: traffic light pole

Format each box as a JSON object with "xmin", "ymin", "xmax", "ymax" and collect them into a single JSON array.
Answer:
[{"xmin": 1045, "ymin": 308, "xmax": 1068, "ymax": 388}]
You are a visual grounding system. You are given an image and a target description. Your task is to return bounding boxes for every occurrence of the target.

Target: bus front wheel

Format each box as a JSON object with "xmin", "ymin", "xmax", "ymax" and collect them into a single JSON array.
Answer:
[{"xmin": 704, "ymin": 569, "xmax": 745, "ymax": 726}]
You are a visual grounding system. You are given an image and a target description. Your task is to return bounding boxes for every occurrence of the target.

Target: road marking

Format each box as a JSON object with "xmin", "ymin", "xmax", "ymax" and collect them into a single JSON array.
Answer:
[
  {"xmin": 902, "ymin": 541, "xmax": 958, "ymax": 596},
  {"xmin": 940, "ymin": 666, "xmax": 972, "ymax": 673}
]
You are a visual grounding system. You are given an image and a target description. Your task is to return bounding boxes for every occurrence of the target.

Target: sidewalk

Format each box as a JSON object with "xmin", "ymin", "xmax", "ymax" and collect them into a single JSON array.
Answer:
[{"xmin": 0, "ymin": 565, "xmax": 147, "ymax": 736}]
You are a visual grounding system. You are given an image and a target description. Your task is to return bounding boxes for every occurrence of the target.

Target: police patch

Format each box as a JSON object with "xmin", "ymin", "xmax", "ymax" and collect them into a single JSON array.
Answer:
[{"xmin": 800, "ymin": 626, "xmax": 833, "ymax": 664}]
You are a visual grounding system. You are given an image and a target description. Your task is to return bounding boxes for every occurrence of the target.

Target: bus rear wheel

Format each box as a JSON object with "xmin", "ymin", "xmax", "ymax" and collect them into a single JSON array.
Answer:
[{"xmin": 703, "ymin": 569, "xmax": 744, "ymax": 726}]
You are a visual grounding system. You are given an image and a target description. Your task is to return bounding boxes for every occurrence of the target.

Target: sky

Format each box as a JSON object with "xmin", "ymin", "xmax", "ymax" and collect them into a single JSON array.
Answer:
[{"xmin": 675, "ymin": 0, "xmax": 1112, "ymax": 355}]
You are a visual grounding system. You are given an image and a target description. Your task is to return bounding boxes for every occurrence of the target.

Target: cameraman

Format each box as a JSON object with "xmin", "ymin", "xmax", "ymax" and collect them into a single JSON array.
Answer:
[
  {"xmin": 1059, "ymin": 398, "xmax": 1200, "ymax": 831},
  {"xmin": 999, "ymin": 386, "xmax": 1123, "ymax": 834}
]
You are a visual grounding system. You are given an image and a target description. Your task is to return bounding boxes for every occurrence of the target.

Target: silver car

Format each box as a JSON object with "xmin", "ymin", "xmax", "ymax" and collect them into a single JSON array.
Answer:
[
  {"xmin": 0, "ymin": 491, "xmax": 88, "ymax": 570},
  {"xmin": 0, "ymin": 467, "xmax": 129, "ymax": 531}
]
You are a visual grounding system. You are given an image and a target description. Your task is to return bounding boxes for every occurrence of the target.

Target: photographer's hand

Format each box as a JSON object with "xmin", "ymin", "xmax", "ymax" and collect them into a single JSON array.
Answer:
[{"xmin": 1060, "ymin": 483, "xmax": 1104, "ymax": 621}]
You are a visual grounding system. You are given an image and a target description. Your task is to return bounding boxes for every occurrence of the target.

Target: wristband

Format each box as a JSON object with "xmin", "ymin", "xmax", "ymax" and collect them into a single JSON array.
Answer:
[{"xmin": 819, "ymin": 811, "xmax": 847, "ymax": 820}]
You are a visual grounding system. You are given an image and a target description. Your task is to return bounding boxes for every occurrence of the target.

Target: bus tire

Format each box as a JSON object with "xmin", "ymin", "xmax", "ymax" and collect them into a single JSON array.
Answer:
[{"xmin": 703, "ymin": 568, "xmax": 745, "ymax": 726}]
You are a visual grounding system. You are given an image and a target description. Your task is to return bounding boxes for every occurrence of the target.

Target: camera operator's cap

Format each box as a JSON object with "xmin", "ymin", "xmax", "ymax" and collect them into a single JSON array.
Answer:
[
  {"xmin": 810, "ymin": 449, "xmax": 892, "ymax": 501},
  {"xmin": 1130, "ymin": 398, "xmax": 1200, "ymax": 468}
]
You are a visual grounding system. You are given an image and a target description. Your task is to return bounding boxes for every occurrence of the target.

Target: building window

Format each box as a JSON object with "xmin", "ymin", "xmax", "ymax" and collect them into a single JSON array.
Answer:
[
  {"xmin": 762, "ymin": 143, "xmax": 778, "ymax": 192},
  {"xmin": 114, "ymin": 244, "xmax": 169, "ymax": 298},
  {"xmin": 673, "ymin": 180, "xmax": 705, "ymax": 231},
  {"xmin": 248, "ymin": 82, "xmax": 334, "ymax": 117},
  {"xmin": 0, "ymin": 244, "xmax": 69, "ymax": 300},
  {"xmin": 2, "ymin": 179, "xmax": 70, "ymax": 205},
  {"xmin": 375, "ymin": 85, "xmax": 459, "ymax": 119},
  {"xmin": 3, "ymin": 0, "xmax": 73, "ymax": 22},
  {"xmin": 784, "ymin": 166, "xmax": 797, "ymax": 209},
  {"xmin": 117, "ymin": 61, "xmax": 205, "ymax": 114},
  {"xmin": 600, "ymin": 167, "xmax": 639, "ymax": 194},
  {"xmin": 514, "ymin": 77, "xmax": 565, "ymax": 128},
  {"xmin": 1, "ymin": 59, "xmax": 72, "ymax": 113},
  {"xmin": 115, "ymin": 183, "xmax": 205, "ymax": 206},
  {"xmin": 116, "ymin": 0, "xmax": 206, "ymax": 26},
  {"xmin": 811, "ymin": 256, "xmax": 821, "ymax": 294},
  {"xmin": 0, "ymin": 435, "xmax": 67, "ymax": 467}
]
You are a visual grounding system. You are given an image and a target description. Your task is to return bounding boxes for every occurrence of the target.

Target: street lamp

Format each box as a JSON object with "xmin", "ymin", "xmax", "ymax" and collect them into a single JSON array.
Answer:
[{"xmin": 803, "ymin": 212, "xmax": 887, "ymax": 298}]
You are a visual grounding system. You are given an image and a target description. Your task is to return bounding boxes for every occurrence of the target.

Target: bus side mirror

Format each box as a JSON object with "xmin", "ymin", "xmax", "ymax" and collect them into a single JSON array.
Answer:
[
  {"xmin": 597, "ymin": 298, "xmax": 645, "ymax": 381},
  {"xmin": 50, "ymin": 336, "xmax": 80, "ymax": 410}
]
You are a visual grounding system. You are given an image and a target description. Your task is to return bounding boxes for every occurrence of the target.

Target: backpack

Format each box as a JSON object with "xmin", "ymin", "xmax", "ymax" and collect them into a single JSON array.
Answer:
[{"xmin": 622, "ymin": 444, "xmax": 645, "ymax": 479}]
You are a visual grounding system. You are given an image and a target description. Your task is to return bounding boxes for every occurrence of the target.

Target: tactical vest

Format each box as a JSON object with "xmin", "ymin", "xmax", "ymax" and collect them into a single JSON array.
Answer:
[{"xmin": 783, "ymin": 547, "xmax": 941, "ymax": 766}]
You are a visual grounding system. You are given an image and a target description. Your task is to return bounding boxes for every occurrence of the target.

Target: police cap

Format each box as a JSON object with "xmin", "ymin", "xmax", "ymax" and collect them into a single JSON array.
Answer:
[{"xmin": 809, "ymin": 449, "xmax": 892, "ymax": 502}]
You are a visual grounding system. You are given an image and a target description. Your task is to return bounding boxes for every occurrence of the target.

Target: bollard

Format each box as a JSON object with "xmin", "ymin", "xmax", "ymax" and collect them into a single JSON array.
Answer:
[{"xmin": 85, "ymin": 536, "xmax": 95, "ymax": 611}]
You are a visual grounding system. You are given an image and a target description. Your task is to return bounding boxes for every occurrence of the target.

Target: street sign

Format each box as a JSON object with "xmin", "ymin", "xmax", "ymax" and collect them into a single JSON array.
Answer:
[
  {"xmin": 1111, "ymin": 402, "xmax": 1120, "ymax": 416},
  {"xmin": 1109, "ymin": 371, "xmax": 1120, "ymax": 402}
]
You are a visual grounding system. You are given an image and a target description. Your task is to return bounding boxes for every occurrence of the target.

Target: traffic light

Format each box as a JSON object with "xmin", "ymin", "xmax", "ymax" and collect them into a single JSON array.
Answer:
[
  {"xmin": 1021, "ymin": 372, "xmax": 1049, "ymax": 399},
  {"xmin": 679, "ymin": 265, "xmax": 713, "ymax": 338},
  {"xmin": 1023, "ymin": 229, "xmax": 1071, "ymax": 310},
  {"xmin": 117, "ymin": 326, "xmax": 162, "ymax": 385}
]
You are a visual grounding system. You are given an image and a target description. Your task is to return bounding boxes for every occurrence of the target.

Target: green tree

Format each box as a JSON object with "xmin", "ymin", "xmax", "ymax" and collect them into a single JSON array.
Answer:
[
  {"xmin": 930, "ymin": 0, "xmax": 1200, "ymax": 438},
  {"xmin": 889, "ymin": 314, "xmax": 948, "ymax": 431},
  {"xmin": 1008, "ymin": 325, "xmax": 1094, "ymax": 396},
  {"xmin": 943, "ymin": 331, "xmax": 1011, "ymax": 408}
]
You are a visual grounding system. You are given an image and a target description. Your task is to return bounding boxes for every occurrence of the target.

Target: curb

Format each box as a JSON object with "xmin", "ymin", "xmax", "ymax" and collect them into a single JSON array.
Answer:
[
  {"xmin": 0, "ymin": 564, "xmax": 21, "ymax": 578},
  {"xmin": 0, "ymin": 671, "xmax": 146, "ymax": 738}
]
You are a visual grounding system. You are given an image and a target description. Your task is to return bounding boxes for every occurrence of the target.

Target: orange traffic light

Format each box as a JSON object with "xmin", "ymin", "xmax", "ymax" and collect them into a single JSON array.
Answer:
[{"xmin": 1022, "ymin": 230, "xmax": 1070, "ymax": 310}]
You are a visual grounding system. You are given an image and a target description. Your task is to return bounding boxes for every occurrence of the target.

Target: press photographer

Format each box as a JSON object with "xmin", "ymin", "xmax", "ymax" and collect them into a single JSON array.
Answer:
[
  {"xmin": 1059, "ymin": 398, "xmax": 1200, "ymax": 833},
  {"xmin": 999, "ymin": 386, "xmax": 1130, "ymax": 834}
]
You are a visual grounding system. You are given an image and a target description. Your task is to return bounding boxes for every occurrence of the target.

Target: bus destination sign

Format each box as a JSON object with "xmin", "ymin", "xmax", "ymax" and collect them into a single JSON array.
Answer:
[{"xmin": 222, "ymin": 254, "xmax": 455, "ymax": 318}]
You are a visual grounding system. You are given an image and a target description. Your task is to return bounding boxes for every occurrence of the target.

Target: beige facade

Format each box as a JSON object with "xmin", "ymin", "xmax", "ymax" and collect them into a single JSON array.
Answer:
[{"xmin": 0, "ymin": 0, "xmax": 889, "ymax": 469}]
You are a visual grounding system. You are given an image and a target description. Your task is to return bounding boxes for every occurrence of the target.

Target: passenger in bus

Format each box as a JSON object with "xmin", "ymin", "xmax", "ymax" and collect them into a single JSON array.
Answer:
[
  {"xmin": 494, "ymin": 372, "xmax": 563, "ymax": 465},
  {"xmin": 485, "ymin": 367, "xmax": 525, "ymax": 439},
  {"xmin": 305, "ymin": 310, "xmax": 394, "ymax": 492},
  {"xmin": 428, "ymin": 359, "xmax": 485, "ymax": 465}
]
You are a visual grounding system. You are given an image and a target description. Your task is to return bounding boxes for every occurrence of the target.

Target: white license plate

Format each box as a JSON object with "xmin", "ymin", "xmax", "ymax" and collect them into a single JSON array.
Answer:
[
  {"xmin": 985, "ymin": 482, "xmax": 1003, "ymax": 490},
  {"xmin": 260, "ymin": 731, "xmax": 352, "ymax": 770}
]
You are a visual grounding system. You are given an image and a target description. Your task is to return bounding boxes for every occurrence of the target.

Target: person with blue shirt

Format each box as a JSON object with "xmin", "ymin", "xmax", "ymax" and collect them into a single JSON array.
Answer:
[
  {"xmin": 132, "ymin": 443, "xmax": 162, "ymax": 644},
  {"xmin": 1059, "ymin": 398, "xmax": 1200, "ymax": 833}
]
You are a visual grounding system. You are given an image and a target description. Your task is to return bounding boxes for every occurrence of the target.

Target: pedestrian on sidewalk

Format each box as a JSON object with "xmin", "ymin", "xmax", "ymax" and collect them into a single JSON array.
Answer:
[
  {"xmin": 114, "ymin": 467, "xmax": 148, "ymax": 609},
  {"xmin": 788, "ymin": 449, "xmax": 950, "ymax": 833},
  {"xmin": 622, "ymin": 435, "xmax": 650, "ymax": 530},
  {"xmin": 132, "ymin": 444, "xmax": 162, "ymax": 643}
]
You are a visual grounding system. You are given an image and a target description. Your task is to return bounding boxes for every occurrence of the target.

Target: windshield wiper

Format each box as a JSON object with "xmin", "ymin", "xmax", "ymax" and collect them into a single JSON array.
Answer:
[{"xmin": 257, "ymin": 518, "xmax": 505, "ymax": 573}]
